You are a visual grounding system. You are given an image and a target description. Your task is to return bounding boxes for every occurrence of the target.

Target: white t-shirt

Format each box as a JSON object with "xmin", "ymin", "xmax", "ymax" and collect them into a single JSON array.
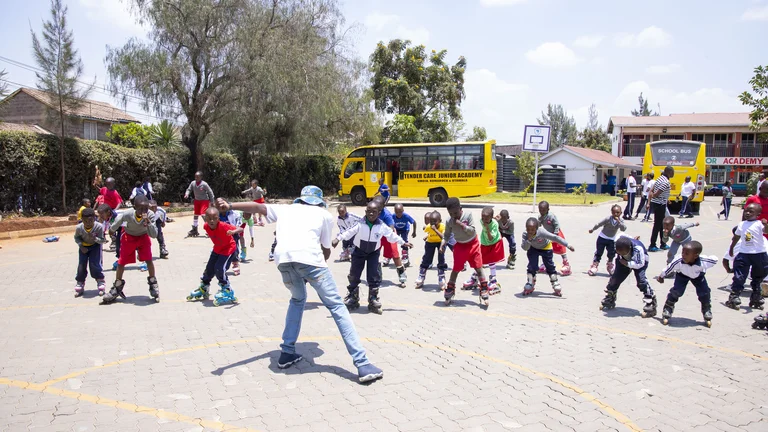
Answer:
[
  {"xmin": 681, "ymin": 182, "xmax": 696, "ymax": 197},
  {"xmin": 724, "ymin": 241, "xmax": 742, "ymax": 263},
  {"xmin": 640, "ymin": 178, "xmax": 649, "ymax": 197},
  {"xmin": 758, "ymin": 180, "xmax": 765, "ymax": 195},
  {"xmin": 266, "ymin": 203, "xmax": 334, "ymax": 267},
  {"xmin": 735, "ymin": 220, "xmax": 767, "ymax": 254},
  {"xmin": 627, "ymin": 176, "xmax": 637, "ymax": 194},
  {"xmin": 645, "ymin": 179, "xmax": 656, "ymax": 196}
]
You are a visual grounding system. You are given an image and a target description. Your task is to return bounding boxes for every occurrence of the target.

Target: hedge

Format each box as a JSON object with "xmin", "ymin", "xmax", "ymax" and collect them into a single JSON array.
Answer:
[{"xmin": 0, "ymin": 131, "xmax": 341, "ymax": 213}]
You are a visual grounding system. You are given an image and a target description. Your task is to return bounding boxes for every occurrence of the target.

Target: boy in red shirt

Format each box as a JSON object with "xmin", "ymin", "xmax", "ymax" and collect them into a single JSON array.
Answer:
[
  {"xmin": 746, "ymin": 182, "xmax": 768, "ymax": 240},
  {"xmin": 97, "ymin": 177, "xmax": 124, "ymax": 253},
  {"xmin": 187, "ymin": 207, "xmax": 242, "ymax": 306}
]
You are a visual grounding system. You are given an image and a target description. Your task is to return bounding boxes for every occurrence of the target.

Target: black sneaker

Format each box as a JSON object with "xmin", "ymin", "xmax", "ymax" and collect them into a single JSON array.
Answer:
[
  {"xmin": 358, "ymin": 364, "xmax": 384, "ymax": 383},
  {"xmin": 277, "ymin": 352, "xmax": 303, "ymax": 369}
]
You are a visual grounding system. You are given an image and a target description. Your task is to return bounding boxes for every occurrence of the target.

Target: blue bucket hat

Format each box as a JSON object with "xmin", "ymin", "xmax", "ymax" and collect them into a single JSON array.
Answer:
[{"xmin": 294, "ymin": 185, "xmax": 326, "ymax": 207}]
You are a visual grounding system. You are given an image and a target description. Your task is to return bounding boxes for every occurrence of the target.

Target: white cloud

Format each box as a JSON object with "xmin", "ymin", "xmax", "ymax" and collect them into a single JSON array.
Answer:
[
  {"xmin": 364, "ymin": 12, "xmax": 430, "ymax": 43},
  {"xmin": 742, "ymin": 5, "xmax": 768, "ymax": 21},
  {"xmin": 525, "ymin": 42, "xmax": 582, "ymax": 67},
  {"xmin": 646, "ymin": 63, "xmax": 681, "ymax": 74},
  {"xmin": 479, "ymin": 0, "xmax": 528, "ymax": 6},
  {"xmin": 612, "ymin": 81, "xmax": 748, "ymax": 116},
  {"xmin": 462, "ymin": 69, "xmax": 530, "ymax": 143},
  {"xmin": 78, "ymin": 0, "xmax": 146, "ymax": 35},
  {"xmin": 573, "ymin": 35, "xmax": 603, "ymax": 48},
  {"xmin": 614, "ymin": 26, "xmax": 672, "ymax": 48}
]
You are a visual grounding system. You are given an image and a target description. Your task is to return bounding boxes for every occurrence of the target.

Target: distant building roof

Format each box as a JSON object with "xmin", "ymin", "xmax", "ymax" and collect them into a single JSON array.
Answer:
[
  {"xmin": 1, "ymin": 88, "xmax": 139, "ymax": 124},
  {"xmin": 0, "ymin": 122, "xmax": 53, "ymax": 134},
  {"xmin": 542, "ymin": 145, "xmax": 641, "ymax": 169},
  {"xmin": 607, "ymin": 113, "xmax": 751, "ymax": 133},
  {"xmin": 497, "ymin": 144, "xmax": 523, "ymax": 157}
]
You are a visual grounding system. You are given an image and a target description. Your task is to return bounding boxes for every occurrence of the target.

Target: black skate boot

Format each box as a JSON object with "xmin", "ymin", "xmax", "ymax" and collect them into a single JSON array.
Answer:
[
  {"xmin": 641, "ymin": 295, "xmax": 657, "ymax": 318},
  {"xmin": 187, "ymin": 226, "xmax": 199, "ymax": 237},
  {"xmin": 599, "ymin": 290, "xmax": 616, "ymax": 310},
  {"xmin": 148, "ymin": 276, "xmax": 160, "ymax": 302},
  {"xmin": 344, "ymin": 286, "xmax": 360, "ymax": 310},
  {"xmin": 368, "ymin": 288, "xmax": 382, "ymax": 315},
  {"xmin": 725, "ymin": 292, "xmax": 741, "ymax": 310},
  {"xmin": 701, "ymin": 302, "xmax": 712, "ymax": 328},
  {"xmin": 749, "ymin": 290, "xmax": 764, "ymax": 310},
  {"xmin": 444, "ymin": 281, "xmax": 456, "ymax": 306},
  {"xmin": 752, "ymin": 313, "xmax": 768, "ymax": 330},
  {"xmin": 661, "ymin": 300, "xmax": 675, "ymax": 325},
  {"xmin": 101, "ymin": 279, "xmax": 126, "ymax": 304}
]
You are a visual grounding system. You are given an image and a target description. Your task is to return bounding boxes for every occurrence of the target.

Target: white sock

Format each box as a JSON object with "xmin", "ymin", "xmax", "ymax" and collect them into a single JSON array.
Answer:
[
  {"xmin": 489, "ymin": 263, "xmax": 497, "ymax": 279},
  {"xmin": 193, "ymin": 216, "xmax": 199, "ymax": 227},
  {"xmin": 248, "ymin": 225, "xmax": 254, "ymax": 238}
]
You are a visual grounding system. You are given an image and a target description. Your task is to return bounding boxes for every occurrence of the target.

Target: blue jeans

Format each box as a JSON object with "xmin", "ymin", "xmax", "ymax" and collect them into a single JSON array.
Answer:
[
  {"xmin": 277, "ymin": 262, "xmax": 369, "ymax": 368},
  {"xmin": 76, "ymin": 244, "xmax": 104, "ymax": 282}
]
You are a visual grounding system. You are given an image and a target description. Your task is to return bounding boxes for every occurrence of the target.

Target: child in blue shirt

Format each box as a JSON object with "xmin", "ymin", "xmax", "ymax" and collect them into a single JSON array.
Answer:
[
  {"xmin": 377, "ymin": 177, "xmax": 390, "ymax": 203},
  {"xmin": 393, "ymin": 204, "xmax": 417, "ymax": 266}
]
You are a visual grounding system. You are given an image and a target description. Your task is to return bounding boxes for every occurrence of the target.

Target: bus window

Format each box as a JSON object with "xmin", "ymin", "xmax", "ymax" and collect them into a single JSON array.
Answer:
[
  {"xmin": 650, "ymin": 142, "xmax": 700, "ymax": 166},
  {"xmin": 366, "ymin": 148, "xmax": 383, "ymax": 172},
  {"xmin": 428, "ymin": 146, "xmax": 455, "ymax": 170},
  {"xmin": 344, "ymin": 161, "xmax": 363, "ymax": 178},
  {"xmin": 348, "ymin": 149, "xmax": 365, "ymax": 158}
]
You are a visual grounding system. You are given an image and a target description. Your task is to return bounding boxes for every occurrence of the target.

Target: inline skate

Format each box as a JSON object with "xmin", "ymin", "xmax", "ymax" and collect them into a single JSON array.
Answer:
[
  {"xmin": 186, "ymin": 226, "xmax": 199, "ymax": 238},
  {"xmin": 438, "ymin": 270, "xmax": 446, "ymax": 290},
  {"xmin": 368, "ymin": 288, "xmax": 382, "ymax": 315},
  {"xmin": 661, "ymin": 300, "xmax": 675, "ymax": 325},
  {"xmin": 160, "ymin": 246, "xmax": 169, "ymax": 258},
  {"xmin": 96, "ymin": 279, "xmax": 106, "ymax": 296},
  {"xmin": 239, "ymin": 247, "xmax": 247, "ymax": 262},
  {"xmin": 344, "ymin": 286, "xmax": 360, "ymax": 310},
  {"xmin": 415, "ymin": 268, "xmax": 426, "ymax": 289},
  {"xmin": 507, "ymin": 253, "xmax": 516, "ymax": 269},
  {"xmin": 74, "ymin": 281, "xmax": 85, "ymax": 298},
  {"xmin": 479, "ymin": 281, "xmax": 490, "ymax": 306},
  {"xmin": 587, "ymin": 261, "xmax": 599, "ymax": 276},
  {"xmin": 560, "ymin": 259, "xmax": 572, "ymax": 276},
  {"xmin": 397, "ymin": 266, "xmax": 407, "ymax": 288},
  {"xmin": 550, "ymin": 273, "xmax": 562, "ymax": 297},
  {"xmin": 702, "ymin": 302, "xmax": 712, "ymax": 328},
  {"xmin": 725, "ymin": 292, "xmax": 741, "ymax": 310},
  {"xmin": 213, "ymin": 283, "xmax": 237, "ymax": 307},
  {"xmin": 148, "ymin": 276, "xmax": 160, "ymax": 302},
  {"xmin": 606, "ymin": 261, "xmax": 615, "ymax": 276},
  {"xmin": 489, "ymin": 277, "xmax": 502, "ymax": 296},
  {"xmin": 749, "ymin": 290, "xmax": 764, "ymax": 310},
  {"xmin": 752, "ymin": 313, "xmax": 768, "ymax": 330},
  {"xmin": 640, "ymin": 295, "xmax": 657, "ymax": 318},
  {"xmin": 463, "ymin": 273, "xmax": 478, "ymax": 290},
  {"xmin": 522, "ymin": 274, "xmax": 536, "ymax": 295},
  {"xmin": 187, "ymin": 282, "xmax": 210, "ymax": 301},
  {"xmin": 402, "ymin": 249, "xmax": 410, "ymax": 268},
  {"xmin": 599, "ymin": 290, "xmax": 616, "ymax": 310},
  {"xmin": 101, "ymin": 279, "xmax": 126, "ymax": 304},
  {"xmin": 444, "ymin": 281, "xmax": 456, "ymax": 305}
]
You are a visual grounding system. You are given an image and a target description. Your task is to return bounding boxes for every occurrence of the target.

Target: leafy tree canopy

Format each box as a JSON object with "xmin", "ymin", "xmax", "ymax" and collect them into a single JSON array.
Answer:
[
  {"xmin": 537, "ymin": 103, "xmax": 577, "ymax": 149},
  {"xmin": 631, "ymin": 92, "xmax": 659, "ymax": 116},
  {"xmin": 739, "ymin": 65, "xmax": 768, "ymax": 131}
]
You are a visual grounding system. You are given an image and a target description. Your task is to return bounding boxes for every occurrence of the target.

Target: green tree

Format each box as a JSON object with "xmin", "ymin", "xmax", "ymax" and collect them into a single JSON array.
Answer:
[
  {"xmin": 631, "ymin": 92, "xmax": 659, "ymax": 116},
  {"xmin": 577, "ymin": 128, "xmax": 611, "ymax": 152},
  {"xmin": 385, "ymin": 114, "xmax": 422, "ymax": 144},
  {"xmin": 739, "ymin": 65, "xmax": 768, "ymax": 131},
  {"xmin": 514, "ymin": 151, "xmax": 542, "ymax": 193},
  {"xmin": 148, "ymin": 120, "xmax": 181, "ymax": 148},
  {"xmin": 537, "ymin": 104, "xmax": 577, "ymax": 148},
  {"xmin": 106, "ymin": 123, "xmax": 152, "ymax": 148},
  {"xmin": 467, "ymin": 126, "xmax": 487, "ymax": 141},
  {"xmin": 31, "ymin": 0, "xmax": 92, "ymax": 211},
  {"xmin": 370, "ymin": 39, "xmax": 466, "ymax": 143}
]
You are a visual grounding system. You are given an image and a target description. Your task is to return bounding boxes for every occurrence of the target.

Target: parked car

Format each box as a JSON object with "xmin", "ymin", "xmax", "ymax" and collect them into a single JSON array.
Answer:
[{"xmin": 705, "ymin": 185, "xmax": 723, "ymax": 196}]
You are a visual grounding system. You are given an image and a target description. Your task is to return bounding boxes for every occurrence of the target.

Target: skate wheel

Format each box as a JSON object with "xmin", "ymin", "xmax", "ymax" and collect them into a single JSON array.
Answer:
[
  {"xmin": 233, "ymin": 297, "xmax": 238, "ymax": 303},
  {"xmin": 186, "ymin": 295, "xmax": 194, "ymax": 301},
  {"xmin": 705, "ymin": 320, "xmax": 712, "ymax": 328},
  {"xmin": 213, "ymin": 300, "xmax": 220, "ymax": 307},
  {"xmin": 553, "ymin": 291, "xmax": 562, "ymax": 297},
  {"xmin": 599, "ymin": 305, "xmax": 604, "ymax": 311},
  {"xmin": 662, "ymin": 318, "xmax": 669, "ymax": 325}
]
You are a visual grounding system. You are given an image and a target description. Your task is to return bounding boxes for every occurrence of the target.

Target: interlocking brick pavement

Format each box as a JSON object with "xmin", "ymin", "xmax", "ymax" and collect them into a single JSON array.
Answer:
[{"xmin": 1, "ymin": 199, "xmax": 767, "ymax": 431}]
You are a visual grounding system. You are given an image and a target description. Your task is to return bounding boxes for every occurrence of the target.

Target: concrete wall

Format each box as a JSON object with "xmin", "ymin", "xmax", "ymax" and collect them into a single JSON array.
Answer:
[
  {"xmin": 541, "ymin": 151, "xmax": 597, "ymax": 192},
  {"xmin": 1, "ymin": 92, "xmax": 112, "ymax": 140}
]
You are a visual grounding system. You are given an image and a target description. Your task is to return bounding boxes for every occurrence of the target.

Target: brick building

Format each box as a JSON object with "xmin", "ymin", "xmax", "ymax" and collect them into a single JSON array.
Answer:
[
  {"xmin": 608, "ymin": 113, "xmax": 767, "ymax": 192},
  {"xmin": 0, "ymin": 87, "xmax": 139, "ymax": 141}
]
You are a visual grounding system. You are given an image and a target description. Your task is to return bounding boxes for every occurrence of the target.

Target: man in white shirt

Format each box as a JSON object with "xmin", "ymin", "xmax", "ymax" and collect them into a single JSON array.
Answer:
[
  {"xmin": 642, "ymin": 173, "xmax": 656, "ymax": 222},
  {"xmin": 218, "ymin": 186, "xmax": 384, "ymax": 383},
  {"xmin": 623, "ymin": 172, "xmax": 637, "ymax": 220},
  {"xmin": 634, "ymin": 173, "xmax": 649, "ymax": 220},
  {"xmin": 757, "ymin": 173, "xmax": 766, "ymax": 196},
  {"xmin": 679, "ymin": 176, "xmax": 696, "ymax": 218}
]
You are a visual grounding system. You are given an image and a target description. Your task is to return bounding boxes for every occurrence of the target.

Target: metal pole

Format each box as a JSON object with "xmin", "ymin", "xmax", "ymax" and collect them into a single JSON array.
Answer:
[{"xmin": 532, "ymin": 152, "xmax": 540, "ymax": 212}]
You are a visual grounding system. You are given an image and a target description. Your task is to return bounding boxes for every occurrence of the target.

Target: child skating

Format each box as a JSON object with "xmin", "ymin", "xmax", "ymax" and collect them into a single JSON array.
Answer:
[
  {"xmin": 599, "ymin": 236, "xmax": 657, "ymax": 317},
  {"xmin": 464, "ymin": 207, "xmax": 504, "ymax": 295},
  {"xmin": 184, "ymin": 171, "xmax": 215, "ymax": 237},
  {"xmin": 187, "ymin": 207, "xmax": 242, "ymax": 306},
  {"xmin": 495, "ymin": 209, "xmax": 516, "ymax": 268},
  {"xmin": 440, "ymin": 198, "xmax": 490, "ymax": 306},
  {"xmin": 521, "ymin": 218, "xmax": 574, "ymax": 297},
  {"xmin": 662, "ymin": 216, "xmax": 700, "ymax": 265},
  {"xmin": 336, "ymin": 204, "xmax": 361, "ymax": 262},
  {"xmin": 219, "ymin": 207, "xmax": 243, "ymax": 276},
  {"xmin": 101, "ymin": 196, "xmax": 160, "ymax": 304},
  {"xmin": 372, "ymin": 196, "xmax": 408, "ymax": 287},
  {"xmin": 332, "ymin": 202, "xmax": 411, "ymax": 314},
  {"xmin": 96, "ymin": 204, "xmax": 121, "ymax": 270},
  {"xmin": 416, "ymin": 211, "xmax": 447, "ymax": 290},
  {"xmin": 538, "ymin": 201, "xmax": 572, "ymax": 275},
  {"xmin": 393, "ymin": 204, "xmax": 417, "ymax": 267},
  {"xmin": 588, "ymin": 204, "xmax": 627, "ymax": 276},
  {"xmin": 148, "ymin": 200, "xmax": 169, "ymax": 259},
  {"xmin": 74, "ymin": 208, "xmax": 108, "ymax": 297},
  {"xmin": 725, "ymin": 203, "xmax": 767, "ymax": 310},
  {"xmin": 242, "ymin": 179, "xmax": 267, "ymax": 226},
  {"xmin": 655, "ymin": 241, "xmax": 717, "ymax": 327}
]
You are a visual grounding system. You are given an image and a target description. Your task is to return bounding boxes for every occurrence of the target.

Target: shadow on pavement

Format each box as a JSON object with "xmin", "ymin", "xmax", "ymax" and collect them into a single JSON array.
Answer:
[
  {"xmin": 654, "ymin": 316, "xmax": 707, "ymax": 328},
  {"xmin": 599, "ymin": 306, "xmax": 641, "ymax": 317}
]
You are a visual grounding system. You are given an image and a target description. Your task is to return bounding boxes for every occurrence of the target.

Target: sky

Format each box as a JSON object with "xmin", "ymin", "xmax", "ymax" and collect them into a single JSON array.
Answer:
[{"xmin": 0, "ymin": 0, "xmax": 766, "ymax": 145}]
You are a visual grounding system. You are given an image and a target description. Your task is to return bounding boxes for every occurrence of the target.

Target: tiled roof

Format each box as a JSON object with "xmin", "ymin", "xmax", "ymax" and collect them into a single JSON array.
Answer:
[
  {"xmin": 5, "ymin": 88, "xmax": 139, "ymax": 123},
  {"xmin": 608, "ymin": 113, "xmax": 751, "ymax": 132},
  {"xmin": 542, "ymin": 145, "xmax": 641, "ymax": 169},
  {"xmin": 0, "ymin": 122, "xmax": 53, "ymax": 134}
]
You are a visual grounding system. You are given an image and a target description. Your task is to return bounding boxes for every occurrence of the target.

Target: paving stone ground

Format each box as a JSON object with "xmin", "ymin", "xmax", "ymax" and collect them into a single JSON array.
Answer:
[{"xmin": 1, "ymin": 199, "xmax": 767, "ymax": 432}]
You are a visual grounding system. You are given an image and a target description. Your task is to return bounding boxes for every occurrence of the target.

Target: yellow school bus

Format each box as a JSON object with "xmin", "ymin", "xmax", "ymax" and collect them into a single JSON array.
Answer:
[
  {"xmin": 642, "ymin": 140, "xmax": 707, "ymax": 213},
  {"xmin": 339, "ymin": 140, "xmax": 498, "ymax": 206}
]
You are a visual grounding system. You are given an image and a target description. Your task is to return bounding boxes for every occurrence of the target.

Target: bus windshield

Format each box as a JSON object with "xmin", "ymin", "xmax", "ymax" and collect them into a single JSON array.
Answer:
[{"xmin": 650, "ymin": 142, "xmax": 700, "ymax": 166}]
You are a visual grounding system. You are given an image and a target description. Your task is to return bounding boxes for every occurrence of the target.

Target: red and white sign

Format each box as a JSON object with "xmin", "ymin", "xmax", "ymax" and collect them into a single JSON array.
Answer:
[{"xmin": 705, "ymin": 157, "xmax": 767, "ymax": 165}]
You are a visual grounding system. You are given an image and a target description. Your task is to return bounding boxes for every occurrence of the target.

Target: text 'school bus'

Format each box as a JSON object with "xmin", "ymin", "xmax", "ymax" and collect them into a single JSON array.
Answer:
[
  {"xmin": 339, "ymin": 140, "xmax": 498, "ymax": 207},
  {"xmin": 642, "ymin": 140, "xmax": 706, "ymax": 213}
]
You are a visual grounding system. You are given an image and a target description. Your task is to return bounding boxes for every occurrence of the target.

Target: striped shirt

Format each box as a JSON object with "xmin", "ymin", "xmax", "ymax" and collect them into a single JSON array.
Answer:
[{"xmin": 650, "ymin": 175, "xmax": 671, "ymax": 205}]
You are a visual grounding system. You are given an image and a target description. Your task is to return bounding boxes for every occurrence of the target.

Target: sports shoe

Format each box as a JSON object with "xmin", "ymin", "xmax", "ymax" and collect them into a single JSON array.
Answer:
[
  {"xmin": 648, "ymin": 246, "xmax": 660, "ymax": 252},
  {"xmin": 357, "ymin": 364, "xmax": 384, "ymax": 383},
  {"xmin": 139, "ymin": 262, "xmax": 148, "ymax": 272},
  {"xmin": 112, "ymin": 261, "xmax": 119, "ymax": 271},
  {"xmin": 277, "ymin": 352, "xmax": 303, "ymax": 369},
  {"xmin": 661, "ymin": 244, "xmax": 670, "ymax": 250},
  {"xmin": 268, "ymin": 253, "xmax": 275, "ymax": 262}
]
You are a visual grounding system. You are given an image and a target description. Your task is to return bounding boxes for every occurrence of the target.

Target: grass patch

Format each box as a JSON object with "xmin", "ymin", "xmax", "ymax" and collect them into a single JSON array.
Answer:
[{"xmin": 461, "ymin": 192, "xmax": 620, "ymax": 205}]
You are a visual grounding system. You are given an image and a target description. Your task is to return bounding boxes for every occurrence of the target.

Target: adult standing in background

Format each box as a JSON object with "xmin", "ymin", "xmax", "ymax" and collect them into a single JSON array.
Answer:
[
  {"xmin": 648, "ymin": 166, "xmax": 674, "ymax": 252},
  {"xmin": 623, "ymin": 172, "xmax": 637, "ymax": 220},
  {"xmin": 634, "ymin": 173, "xmax": 650, "ymax": 220}
]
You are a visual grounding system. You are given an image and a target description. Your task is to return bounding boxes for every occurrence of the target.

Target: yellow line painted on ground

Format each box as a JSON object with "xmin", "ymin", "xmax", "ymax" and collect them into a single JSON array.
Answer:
[
  {"xmin": 35, "ymin": 336, "xmax": 642, "ymax": 432},
  {"xmin": 0, "ymin": 377, "xmax": 260, "ymax": 432}
]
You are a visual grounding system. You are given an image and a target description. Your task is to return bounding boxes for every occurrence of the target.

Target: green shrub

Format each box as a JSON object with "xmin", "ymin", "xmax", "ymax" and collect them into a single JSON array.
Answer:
[{"xmin": 105, "ymin": 123, "xmax": 153, "ymax": 148}]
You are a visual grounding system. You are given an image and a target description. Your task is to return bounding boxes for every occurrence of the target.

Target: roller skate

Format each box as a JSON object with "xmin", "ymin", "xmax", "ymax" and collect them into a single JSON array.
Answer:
[
  {"xmin": 549, "ymin": 274, "xmax": 562, "ymax": 297},
  {"xmin": 139, "ymin": 262, "xmax": 148, "ymax": 272},
  {"xmin": 725, "ymin": 292, "xmax": 741, "ymax": 310},
  {"xmin": 112, "ymin": 261, "xmax": 119, "ymax": 271},
  {"xmin": 599, "ymin": 290, "xmax": 616, "ymax": 310},
  {"xmin": 268, "ymin": 252, "xmax": 275, "ymax": 262},
  {"xmin": 749, "ymin": 290, "xmax": 764, "ymax": 310},
  {"xmin": 587, "ymin": 261, "xmax": 599, "ymax": 276},
  {"xmin": 661, "ymin": 300, "xmax": 675, "ymax": 325},
  {"xmin": 346, "ymin": 246, "xmax": 355, "ymax": 261},
  {"xmin": 338, "ymin": 248, "xmax": 350, "ymax": 262},
  {"xmin": 522, "ymin": 274, "xmax": 536, "ymax": 296},
  {"xmin": 402, "ymin": 250, "xmax": 411, "ymax": 268},
  {"xmin": 239, "ymin": 247, "xmax": 247, "ymax": 262},
  {"xmin": 762, "ymin": 280, "xmax": 768, "ymax": 297},
  {"xmin": 148, "ymin": 276, "xmax": 160, "ymax": 302},
  {"xmin": 538, "ymin": 264, "xmax": 546, "ymax": 273},
  {"xmin": 438, "ymin": 270, "xmax": 446, "ymax": 290},
  {"xmin": 444, "ymin": 282, "xmax": 456, "ymax": 305},
  {"xmin": 213, "ymin": 283, "xmax": 237, "ymax": 306},
  {"xmin": 96, "ymin": 279, "xmax": 106, "ymax": 296},
  {"xmin": 344, "ymin": 287, "xmax": 360, "ymax": 310},
  {"xmin": 606, "ymin": 261, "xmax": 615, "ymax": 276},
  {"xmin": 101, "ymin": 279, "xmax": 126, "ymax": 304},
  {"xmin": 415, "ymin": 268, "xmax": 426, "ymax": 289},
  {"xmin": 479, "ymin": 281, "xmax": 490, "ymax": 306},
  {"xmin": 382, "ymin": 258, "xmax": 392, "ymax": 266},
  {"xmin": 507, "ymin": 253, "xmax": 516, "ymax": 269},
  {"xmin": 463, "ymin": 273, "xmax": 478, "ymax": 290},
  {"xmin": 397, "ymin": 266, "xmax": 407, "ymax": 288},
  {"xmin": 641, "ymin": 295, "xmax": 657, "ymax": 318},
  {"xmin": 232, "ymin": 262, "xmax": 241, "ymax": 276},
  {"xmin": 752, "ymin": 313, "xmax": 768, "ymax": 330},
  {"xmin": 702, "ymin": 303, "xmax": 712, "ymax": 328},
  {"xmin": 160, "ymin": 246, "xmax": 169, "ymax": 258},
  {"xmin": 368, "ymin": 289, "xmax": 382, "ymax": 315},
  {"xmin": 74, "ymin": 282, "xmax": 85, "ymax": 298},
  {"xmin": 560, "ymin": 259, "xmax": 572, "ymax": 276},
  {"xmin": 489, "ymin": 277, "xmax": 502, "ymax": 296},
  {"xmin": 186, "ymin": 226, "xmax": 199, "ymax": 238},
  {"xmin": 187, "ymin": 282, "xmax": 210, "ymax": 301}
]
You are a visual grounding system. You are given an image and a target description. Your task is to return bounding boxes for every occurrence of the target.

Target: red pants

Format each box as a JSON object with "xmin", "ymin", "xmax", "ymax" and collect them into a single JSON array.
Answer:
[
  {"xmin": 452, "ymin": 237, "xmax": 483, "ymax": 272},
  {"xmin": 118, "ymin": 233, "xmax": 152, "ymax": 265},
  {"xmin": 194, "ymin": 200, "xmax": 210, "ymax": 216},
  {"xmin": 381, "ymin": 237, "xmax": 401, "ymax": 259}
]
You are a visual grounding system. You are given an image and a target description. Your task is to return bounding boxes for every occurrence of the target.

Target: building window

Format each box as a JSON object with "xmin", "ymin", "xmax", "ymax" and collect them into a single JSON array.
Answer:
[
  {"xmin": 742, "ymin": 133, "xmax": 755, "ymax": 146},
  {"xmin": 651, "ymin": 134, "xmax": 684, "ymax": 141},
  {"xmin": 709, "ymin": 170, "xmax": 726, "ymax": 184},
  {"xmin": 713, "ymin": 133, "xmax": 729, "ymax": 146},
  {"xmin": 736, "ymin": 168, "xmax": 752, "ymax": 184},
  {"xmin": 83, "ymin": 121, "xmax": 97, "ymax": 140},
  {"xmin": 691, "ymin": 133, "xmax": 704, "ymax": 142}
]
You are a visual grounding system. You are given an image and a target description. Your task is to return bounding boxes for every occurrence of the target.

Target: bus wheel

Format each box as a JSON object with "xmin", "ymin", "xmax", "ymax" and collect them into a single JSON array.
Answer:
[
  {"xmin": 351, "ymin": 187, "xmax": 367, "ymax": 207},
  {"xmin": 429, "ymin": 188, "xmax": 448, "ymax": 207}
]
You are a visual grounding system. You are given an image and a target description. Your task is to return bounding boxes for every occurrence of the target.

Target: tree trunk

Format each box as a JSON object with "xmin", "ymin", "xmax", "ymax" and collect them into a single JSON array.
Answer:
[
  {"xmin": 183, "ymin": 130, "xmax": 203, "ymax": 172},
  {"xmin": 58, "ymin": 112, "xmax": 67, "ymax": 212}
]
